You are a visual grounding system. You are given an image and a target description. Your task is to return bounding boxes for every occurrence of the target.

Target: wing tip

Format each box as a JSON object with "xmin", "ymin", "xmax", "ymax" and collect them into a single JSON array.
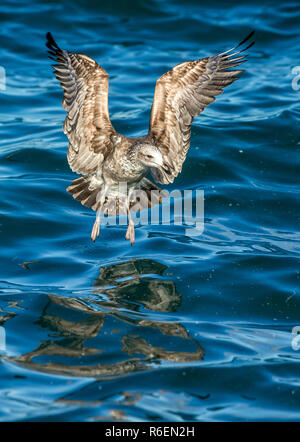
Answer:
[
  {"xmin": 46, "ymin": 32, "xmax": 62, "ymax": 60},
  {"xmin": 237, "ymin": 30, "xmax": 255, "ymax": 48},
  {"xmin": 236, "ymin": 30, "xmax": 255, "ymax": 54},
  {"xmin": 220, "ymin": 30, "xmax": 255, "ymax": 58}
]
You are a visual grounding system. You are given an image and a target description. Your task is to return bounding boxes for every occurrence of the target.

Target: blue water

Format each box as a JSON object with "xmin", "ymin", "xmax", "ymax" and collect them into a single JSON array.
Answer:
[{"xmin": 0, "ymin": 0, "xmax": 299, "ymax": 422}]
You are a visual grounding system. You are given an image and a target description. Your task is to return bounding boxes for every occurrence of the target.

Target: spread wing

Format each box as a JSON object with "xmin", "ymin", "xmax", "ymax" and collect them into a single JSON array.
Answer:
[
  {"xmin": 148, "ymin": 31, "xmax": 255, "ymax": 184},
  {"xmin": 46, "ymin": 32, "xmax": 116, "ymax": 175}
]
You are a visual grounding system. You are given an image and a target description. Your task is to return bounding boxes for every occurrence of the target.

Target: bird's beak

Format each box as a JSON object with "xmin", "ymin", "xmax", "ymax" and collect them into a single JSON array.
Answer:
[
  {"xmin": 162, "ymin": 162, "xmax": 172, "ymax": 175},
  {"xmin": 157, "ymin": 162, "xmax": 173, "ymax": 183},
  {"xmin": 161, "ymin": 163, "xmax": 173, "ymax": 183}
]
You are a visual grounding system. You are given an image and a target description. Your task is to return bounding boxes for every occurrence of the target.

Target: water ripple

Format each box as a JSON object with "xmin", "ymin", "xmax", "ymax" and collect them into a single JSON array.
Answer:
[{"xmin": 0, "ymin": 0, "xmax": 299, "ymax": 422}]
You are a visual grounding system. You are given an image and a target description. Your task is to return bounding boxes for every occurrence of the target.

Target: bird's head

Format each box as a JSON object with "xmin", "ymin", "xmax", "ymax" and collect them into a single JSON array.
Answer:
[
  {"xmin": 136, "ymin": 143, "xmax": 164, "ymax": 168},
  {"xmin": 129, "ymin": 142, "xmax": 173, "ymax": 183}
]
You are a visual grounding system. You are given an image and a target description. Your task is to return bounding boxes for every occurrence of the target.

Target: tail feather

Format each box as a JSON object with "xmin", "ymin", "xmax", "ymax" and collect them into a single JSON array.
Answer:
[{"xmin": 67, "ymin": 177, "xmax": 100, "ymax": 210}]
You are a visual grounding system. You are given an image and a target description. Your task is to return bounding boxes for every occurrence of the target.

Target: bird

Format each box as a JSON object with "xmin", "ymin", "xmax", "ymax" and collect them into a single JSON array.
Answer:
[{"xmin": 46, "ymin": 30, "xmax": 254, "ymax": 245}]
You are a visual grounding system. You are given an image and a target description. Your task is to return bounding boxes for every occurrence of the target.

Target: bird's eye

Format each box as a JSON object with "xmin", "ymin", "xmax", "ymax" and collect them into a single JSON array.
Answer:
[{"xmin": 146, "ymin": 154, "xmax": 153, "ymax": 159}]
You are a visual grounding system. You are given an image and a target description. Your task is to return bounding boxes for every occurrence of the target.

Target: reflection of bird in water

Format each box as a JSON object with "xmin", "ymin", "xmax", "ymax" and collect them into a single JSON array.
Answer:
[
  {"xmin": 93, "ymin": 259, "xmax": 181, "ymax": 313},
  {"xmin": 6, "ymin": 260, "xmax": 204, "ymax": 378},
  {"xmin": 46, "ymin": 31, "xmax": 254, "ymax": 244}
]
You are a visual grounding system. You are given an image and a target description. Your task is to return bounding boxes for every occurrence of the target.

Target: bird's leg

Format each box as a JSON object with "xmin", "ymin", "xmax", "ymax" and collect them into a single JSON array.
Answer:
[
  {"xmin": 91, "ymin": 202, "xmax": 103, "ymax": 242},
  {"xmin": 125, "ymin": 207, "xmax": 135, "ymax": 245}
]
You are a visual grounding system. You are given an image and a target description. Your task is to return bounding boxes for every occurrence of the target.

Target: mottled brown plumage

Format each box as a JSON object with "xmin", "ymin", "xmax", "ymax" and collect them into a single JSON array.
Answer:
[{"xmin": 46, "ymin": 31, "xmax": 254, "ymax": 244}]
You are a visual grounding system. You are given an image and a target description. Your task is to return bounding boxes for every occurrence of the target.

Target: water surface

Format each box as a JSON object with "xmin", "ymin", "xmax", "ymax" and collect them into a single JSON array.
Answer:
[{"xmin": 0, "ymin": 0, "xmax": 299, "ymax": 422}]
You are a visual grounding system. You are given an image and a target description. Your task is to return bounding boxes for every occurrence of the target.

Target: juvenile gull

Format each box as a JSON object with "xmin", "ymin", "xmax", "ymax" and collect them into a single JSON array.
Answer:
[{"xmin": 46, "ymin": 31, "xmax": 254, "ymax": 245}]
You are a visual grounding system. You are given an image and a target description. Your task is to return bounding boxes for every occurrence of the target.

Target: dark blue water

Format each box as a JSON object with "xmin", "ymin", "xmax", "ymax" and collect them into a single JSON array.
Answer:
[{"xmin": 0, "ymin": 0, "xmax": 299, "ymax": 422}]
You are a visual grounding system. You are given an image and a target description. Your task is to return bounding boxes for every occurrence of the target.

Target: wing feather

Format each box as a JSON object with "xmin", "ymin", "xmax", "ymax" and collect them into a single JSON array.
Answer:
[
  {"xmin": 148, "ymin": 31, "xmax": 255, "ymax": 184},
  {"xmin": 46, "ymin": 32, "xmax": 116, "ymax": 175}
]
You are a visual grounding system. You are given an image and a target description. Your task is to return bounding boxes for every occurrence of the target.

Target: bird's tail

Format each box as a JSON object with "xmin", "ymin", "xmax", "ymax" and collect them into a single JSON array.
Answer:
[
  {"xmin": 66, "ymin": 176, "xmax": 166, "ymax": 214},
  {"xmin": 66, "ymin": 176, "xmax": 101, "ymax": 211}
]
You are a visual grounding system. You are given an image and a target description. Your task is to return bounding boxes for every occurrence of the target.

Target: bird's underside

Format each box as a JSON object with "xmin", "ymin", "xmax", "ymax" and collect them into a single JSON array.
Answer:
[{"xmin": 46, "ymin": 30, "xmax": 254, "ymax": 245}]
